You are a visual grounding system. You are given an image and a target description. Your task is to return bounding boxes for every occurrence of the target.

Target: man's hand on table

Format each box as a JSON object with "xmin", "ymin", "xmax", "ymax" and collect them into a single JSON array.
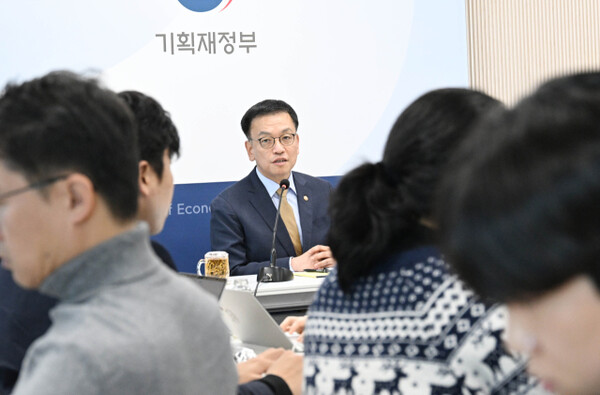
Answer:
[{"xmin": 291, "ymin": 245, "xmax": 336, "ymax": 271}]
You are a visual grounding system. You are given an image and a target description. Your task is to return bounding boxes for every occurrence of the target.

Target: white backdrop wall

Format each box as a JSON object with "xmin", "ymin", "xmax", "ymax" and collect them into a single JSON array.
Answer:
[{"xmin": 0, "ymin": 0, "xmax": 469, "ymax": 271}]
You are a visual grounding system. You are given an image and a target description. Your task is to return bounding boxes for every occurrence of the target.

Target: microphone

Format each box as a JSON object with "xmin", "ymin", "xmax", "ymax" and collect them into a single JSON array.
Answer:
[{"xmin": 257, "ymin": 178, "xmax": 294, "ymax": 283}]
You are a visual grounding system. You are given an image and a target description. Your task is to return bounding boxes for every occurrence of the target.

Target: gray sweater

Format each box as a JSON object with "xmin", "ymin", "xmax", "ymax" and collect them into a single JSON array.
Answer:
[{"xmin": 12, "ymin": 223, "xmax": 237, "ymax": 395}]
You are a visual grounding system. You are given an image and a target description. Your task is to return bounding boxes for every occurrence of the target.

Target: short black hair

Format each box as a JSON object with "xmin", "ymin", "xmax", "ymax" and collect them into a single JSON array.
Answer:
[
  {"xmin": 437, "ymin": 72, "xmax": 600, "ymax": 303},
  {"xmin": 329, "ymin": 88, "xmax": 502, "ymax": 292},
  {"xmin": 118, "ymin": 91, "xmax": 180, "ymax": 180},
  {"xmin": 240, "ymin": 99, "xmax": 298, "ymax": 138},
  {"xmin": 0, "ymin": 71, "xmax": 139, "ymax": 221}
]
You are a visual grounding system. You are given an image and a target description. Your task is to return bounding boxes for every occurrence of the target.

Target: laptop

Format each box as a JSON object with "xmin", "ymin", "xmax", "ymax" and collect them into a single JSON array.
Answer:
[
  {"xmin": 219, "ymin": 289, "xmax": 294, "ymax": 352},
  {"xmin": 179, "ymin": 273, "xmax": 227, "ymax": 300}
]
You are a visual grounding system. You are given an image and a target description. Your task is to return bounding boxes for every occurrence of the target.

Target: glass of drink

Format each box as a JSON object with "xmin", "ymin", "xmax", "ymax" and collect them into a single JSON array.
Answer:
[{"xmin": 197, "ymin": 251, "xmax": 229, "ymax": 279}]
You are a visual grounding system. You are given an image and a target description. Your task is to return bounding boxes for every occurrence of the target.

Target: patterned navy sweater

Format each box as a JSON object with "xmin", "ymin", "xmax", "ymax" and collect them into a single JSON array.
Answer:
[{"xmin": 303, "ymin": 246, "xmax": 548, "ymax": 394}]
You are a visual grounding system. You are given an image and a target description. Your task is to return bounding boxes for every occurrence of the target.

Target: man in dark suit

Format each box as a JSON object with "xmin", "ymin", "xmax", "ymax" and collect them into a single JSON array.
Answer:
[
  {"xmin": 0, "ymin": 267, "xmax": 55, "ymax": 393},
  {"xmin": 210, "ymin": 99, "xmax": 336, "ymax": 275}
]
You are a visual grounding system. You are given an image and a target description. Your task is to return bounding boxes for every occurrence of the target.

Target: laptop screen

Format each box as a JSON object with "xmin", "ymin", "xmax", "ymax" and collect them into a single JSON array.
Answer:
[
  {"xmin": 219, "ymin": 289, "xmax": 293, "ymax": 350},
  {"xmin": 179, "ymin": 273, "xmax": 227, "ymax": 300}
]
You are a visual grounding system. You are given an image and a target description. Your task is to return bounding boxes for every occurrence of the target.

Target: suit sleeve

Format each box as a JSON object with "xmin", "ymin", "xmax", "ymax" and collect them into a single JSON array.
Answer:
[
  {"xmin": 211, "ymin": 195, "xmax": 291, "ymax": 275},
  {"xmin": 150, "ymin": 241, "xmax": 177, "ymax": 272}
]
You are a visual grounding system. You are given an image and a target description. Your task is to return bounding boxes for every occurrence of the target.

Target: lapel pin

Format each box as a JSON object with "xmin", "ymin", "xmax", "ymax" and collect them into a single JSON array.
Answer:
[{"xmin": 304, "ymin": 195, "xmax": 309, "ymax": 201}]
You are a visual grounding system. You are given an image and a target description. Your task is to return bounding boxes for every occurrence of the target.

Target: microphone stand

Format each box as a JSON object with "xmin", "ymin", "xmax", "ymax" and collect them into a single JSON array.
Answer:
[{"xmin": 257, "ymin": 181, "xmax": 294, "ymax": 283}]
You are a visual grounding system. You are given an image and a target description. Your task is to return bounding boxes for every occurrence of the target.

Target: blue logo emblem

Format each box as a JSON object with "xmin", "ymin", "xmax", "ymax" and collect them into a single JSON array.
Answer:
[{"xmin": 178, "ymin": 0, "xmax": 232, "ymax": 12}]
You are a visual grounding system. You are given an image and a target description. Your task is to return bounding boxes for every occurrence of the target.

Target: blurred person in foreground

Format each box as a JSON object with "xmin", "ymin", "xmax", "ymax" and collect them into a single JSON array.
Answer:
[
  {"xmin": 301, "ymin": 89, "xmax": 547, "ymax": 394},
  {"xmin": 0, "ymin": 87, "xmax": 180, "ymax": 393},
  {"xmin": 0, "ymin": 72, "xmax": 237, "ymax": 394},
  {"xmin": 437, "ymin": 72, "xmax": 600, "ymax": 395}
]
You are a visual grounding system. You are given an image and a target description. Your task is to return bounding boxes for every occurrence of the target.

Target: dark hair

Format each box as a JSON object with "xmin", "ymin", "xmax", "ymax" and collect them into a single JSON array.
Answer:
[
  {"xmin": 0, "ymin": 71, "xmax": 139, "ymax": 221},
  {"xmin": 437, "ymin": 72, "xmax": 600, "ymax": 303},
  {"xmin": 330, "ymin": 88, "xmax": 502, "ymax": 292},
  {"xmin": 240, "ymin": 99, "xmax": 299, "ymax": 138},
  {"xmin": 118, "ymin": 91, "xmax": 180, "ymax": 180}
]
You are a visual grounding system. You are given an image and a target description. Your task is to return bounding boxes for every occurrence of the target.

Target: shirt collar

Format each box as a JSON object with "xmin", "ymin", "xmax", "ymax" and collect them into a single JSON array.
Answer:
[{"xmin": 255, "ymin": 167, "xmax": 297, "ymax": 197}]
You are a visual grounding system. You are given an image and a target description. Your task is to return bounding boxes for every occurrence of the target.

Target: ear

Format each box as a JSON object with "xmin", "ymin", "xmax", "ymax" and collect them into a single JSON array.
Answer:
[
  {"xmin": 245, "ymin": 140, "xmax": 255, "ymax": 161},
  {"xmin": 138, "ymin": 160, "xmax": 155, "ymax": 198},
  {"xmin": 296, "ymin": 133, "xmax": 300, "ymax": 156},
  {"xmin": 64, "ymin": 174, "xmax": 96, "ymax": 224}
]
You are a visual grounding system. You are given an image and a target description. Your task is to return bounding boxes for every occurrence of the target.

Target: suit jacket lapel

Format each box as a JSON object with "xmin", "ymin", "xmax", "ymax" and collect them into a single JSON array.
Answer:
[
  {"xmin": 247, "ymin": 169, "xmax": 296, "ymax": 256},
  {"xmin": 295, "ymin": 173, "xmax": 313, "ymax": 251}
]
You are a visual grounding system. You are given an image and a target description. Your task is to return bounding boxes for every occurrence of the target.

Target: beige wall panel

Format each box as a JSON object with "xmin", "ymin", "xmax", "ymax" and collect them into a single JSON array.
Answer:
[{"xmin": 467, "ymin": 0, "xmax": 600, "ymax": 105}]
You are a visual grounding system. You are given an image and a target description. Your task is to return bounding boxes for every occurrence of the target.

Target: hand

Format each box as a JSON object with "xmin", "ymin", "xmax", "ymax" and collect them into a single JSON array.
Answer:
[
  {"xmin": 280, "ymin": 315, "xmax": 307, "ymax": 335},
  {"xmin": 237, "ymin": 348, "xmax": 286, "ymax": 384},
  {"xmin": 291, "ymin": 245, "xmax": 337, "ymax": 271},
  {"xmin": 266, "ymin": 350, "xmax": 303, "ymax": 395},
  {"xmin": 280, "ymin": 315, "xmax": 307, "ymax": 342}
]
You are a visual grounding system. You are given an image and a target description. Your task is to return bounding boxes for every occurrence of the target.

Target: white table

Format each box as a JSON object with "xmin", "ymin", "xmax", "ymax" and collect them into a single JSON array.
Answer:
[{"xmin": 226, "ymin": 274, "xmax": 326, "ymax": 312}]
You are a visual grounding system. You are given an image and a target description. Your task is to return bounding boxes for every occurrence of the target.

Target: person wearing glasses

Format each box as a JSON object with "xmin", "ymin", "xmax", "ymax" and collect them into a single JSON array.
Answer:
[
  {"xmin": 210, "ymin": 99, "xmax": 336, "ymax": 275},
  {"xmin": 0, "ymin": 72, "xmax": 238, "ymax": 394},
  {"xmin": 0, "ymin": 89, "xmax": 181, "ymax": 393}
]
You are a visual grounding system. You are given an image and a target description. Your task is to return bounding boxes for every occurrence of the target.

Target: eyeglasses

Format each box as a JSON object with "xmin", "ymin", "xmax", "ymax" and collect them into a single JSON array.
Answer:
[
  {"xmin": 0, "ymin": 174, "xmax": 69, "ymax": 202},
  {"xmin": 249, "ymin": 133, "xmax": 297, "ymax": 149}
]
